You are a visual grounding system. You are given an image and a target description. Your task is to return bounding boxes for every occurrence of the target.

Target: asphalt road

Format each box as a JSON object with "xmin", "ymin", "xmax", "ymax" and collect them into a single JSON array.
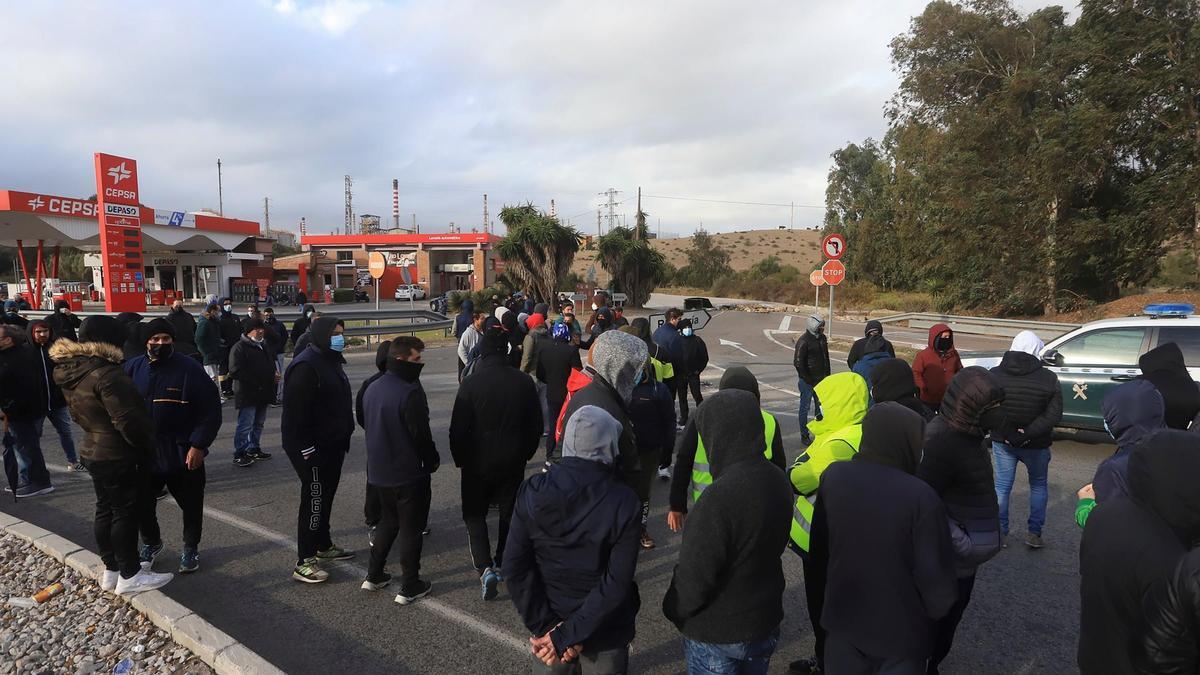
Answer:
[{"xmin": 1, "ymin": 309, "xmax": 1106, "ymax": 674}]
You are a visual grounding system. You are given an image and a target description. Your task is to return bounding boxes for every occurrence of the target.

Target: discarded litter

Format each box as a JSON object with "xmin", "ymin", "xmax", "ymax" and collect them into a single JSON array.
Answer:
[
  {"xmin": 5, "ymin": 595, "xmax": 36, "ymax": 608},
  {"xmin": 33, "ymin": 581, "xmax": 68, "ymax": 603},
  {"xmin": 113, "ymin": 658, "xmax": 134, "ymax": 674}
]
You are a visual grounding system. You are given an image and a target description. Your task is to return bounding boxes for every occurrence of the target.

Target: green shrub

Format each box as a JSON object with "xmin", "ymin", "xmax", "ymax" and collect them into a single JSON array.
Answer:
[{"xmin": 1154, "ymin": 250, "xmax": 1198, "ymax": 289}]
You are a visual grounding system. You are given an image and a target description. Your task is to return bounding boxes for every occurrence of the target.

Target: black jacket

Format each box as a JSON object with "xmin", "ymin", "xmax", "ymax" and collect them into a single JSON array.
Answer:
[
  {"xmin": 355, "ymin": 342, "xmax": 392, "ymax": 429},
  {"xmin": 813, "ymin": 457, "xmax": 957, "ymax": 658},
  {"xmin": 662, "ymin": 389, "xmax": 793, "ymax": 644},
  {"xmin": 0, "ymin": 342, "xmax": 44, "ymax": 420},
  {"xmin": 560, "ymin": 375, "xmax": 636, "ymax": 471},
  {"xmin": 281, "ymin": 317, "xmax": 354, "ymax": 455},
  {"xmin": 449, "ymin": 354, "xmax": 542, "ymax": 476},
  {"xmin": 50, "ymin": 339, "xmax": 156, "ymax": 463},
  {"xmin": 1139, "ymin": 342, "xmax": 1200, "ymax": 431},
  {"xmin": 869, "ymin": 357, "xmax": 934, "ymax": 421},
  {"xmin": 124, "ymin": 352, "xmax": 222, "ymax": 474},
  {"xmin": 1133, "ymin": 546, "xmax": 1200, "ymax": 674},
  {"xmin": 989, "ymin": 350, "xmax": 1062, "ymax": 449},
  {"xmin": 847, "ymin": 320, "xmax": 895, "ymax": 370},
  {"xmin": 290, "ymin": 305, "xmax": 315, "ymax": 349},
  {"xmin": 165, "ymin": 308, "xmax": 197, "ymax": 345},
  {"xmin": 794, "ymin": 330, "xmax": 830, "ymax": 386},
  {"xmin": 918, "ymin": 367, "xmax": 1004, "ymax": 577},
  {"xmin": 628, "ymin": 377, "xmax": 676, "ymax": 452},
  {"xmin": 363, "ymin": 360, "xmax": 439, "ymax": 488},
  {"xmin": 217, "ymin": 309, "xmax": 242, "ymax": 350},
  {"xmin": 1093, "ymin": 379, "xmax": 1165, "ymax": 503},
  {"xmin": 1079, "ymin": 430, "xmax": 1200, "ymax": 675},
  {"xmin": 535, "ymin": 339, "xmax": 582, "ymax": 414},
  {"xmin": 229, "ymin": 336, "xmax": 277, "ymax": 408},
  {"xmin": 263, "ymin": 317, "xmax": 288, "ymax": 357},
  {"xmin": 32, "ymin": 338, "xmax": 67, "ymax": 412},
  {"xmin": 505, "ymin": 457, "xmax": 641, "ymax": 655},
  {"xmin": 679, "ymin": 335, "xmax": 709, "ymax": 375},
  {"xmin": 44, "ymin": 311, "xmax": 81, "ymax": 342}
]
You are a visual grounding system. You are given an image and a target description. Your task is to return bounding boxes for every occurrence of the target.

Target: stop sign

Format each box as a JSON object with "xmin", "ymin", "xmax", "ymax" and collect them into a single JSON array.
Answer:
[
  {"xmin": 822, "ymin": 259, "xmax": 846, "ymax": 286},
  {"xmin": 809, "ymin": 270, "xmax": 825, "ymax": 286}
]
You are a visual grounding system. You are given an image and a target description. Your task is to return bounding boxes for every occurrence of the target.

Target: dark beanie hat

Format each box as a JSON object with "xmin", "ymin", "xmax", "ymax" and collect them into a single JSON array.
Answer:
[
  {"xmin": 54, "ymin": 299, "xmax": 69, "ymax": 310},
  {"xmin": 79, "ymin": 316, "xmax": 127, "ymax": 348},
  {"xmin": 243, "ymin": 318, "xmax": 266, "ymax": 335},
  {"xmin": 140, "ymin": 318, "xmax": 176, "ymax": 344}
]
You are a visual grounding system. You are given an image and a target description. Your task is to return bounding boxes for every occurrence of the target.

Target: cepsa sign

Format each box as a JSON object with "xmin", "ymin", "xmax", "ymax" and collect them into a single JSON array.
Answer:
[
  {"xmin": 6, "ymin": 191, "xmax": 99, "ymax": 218},
  {"xmin": 94, "ymin": 152, "xmax": 146, "ymax": 313}
]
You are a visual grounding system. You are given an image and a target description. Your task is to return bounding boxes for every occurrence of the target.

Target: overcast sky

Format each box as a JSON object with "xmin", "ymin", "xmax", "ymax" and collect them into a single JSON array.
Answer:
[{"xmin": 0, "ymin": 0, "xmax": 1060, "ymax": 238}]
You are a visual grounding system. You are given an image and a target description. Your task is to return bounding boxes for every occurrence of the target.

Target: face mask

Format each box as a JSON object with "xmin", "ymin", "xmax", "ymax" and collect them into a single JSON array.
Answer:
[
  {"xmin": 306, "ymin": 311, "xmax": 314, "ymax": 318},
  {"xmin": 591, "ymin": 303, "xmax": 598, "ymax": 311},
  {"xmin": 934, "ymin": 336, "xmax": 953, "ymax": 352},
  {"xmin": 634, "ymin": 368, "xmax": 646, "ymax": 387},
  {"xmin": 148, "ymin": 343, "xmax": 173, "ymax": 361},
  {"xmin": 59, "ymin": 308, "xmax": 68, "ymax": 315},
  {"xmin": 251, "ymin": 335, "xmax": 264, "ymax": 344},
  {"xmin": 247, "ymin": 310, "xmax": 255, "ymax": 317},
  {"xmin": 329, "ymin": 334, "xmax": 346, "ymax": 352},
  {"xmin": 682, "ymin": 327, "xmax": 694, "ymax": 337},
  {"xmin": 1103, "ymin": 420, "xmax": 1114, "ymax": 439},
  {"xmin": 223, "ymin": 305, "xmax": 232, "ymax": 313}
]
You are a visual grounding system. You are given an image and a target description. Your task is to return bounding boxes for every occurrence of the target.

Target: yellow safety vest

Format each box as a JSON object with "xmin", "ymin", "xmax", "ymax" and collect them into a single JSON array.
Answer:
[
  {"xmin": 690, "ymin": 411, "xmax": 777, "ymax": 503},
  {"xmin": 788, "ymin": 426, "xmax": 862, "ymax": 553},
  {"xmin": 651, "ymin": 356, "xmax": 674, "ymax": 382}
]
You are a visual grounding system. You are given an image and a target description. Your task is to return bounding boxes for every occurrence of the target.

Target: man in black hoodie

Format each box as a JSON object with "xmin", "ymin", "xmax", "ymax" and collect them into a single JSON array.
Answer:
[
  {"xmin": 216, "ymin": 298, "xmax": 241, "ymax": 396},
  {"xmin": 44, "ymin": 299, "xmax": 82, "ymax": 342},
  {"xmin": 869, "ymin": 358, "xmax": 934, "ymax": 421},
  {"xmin": 663, "ymin": 388, "xmax": 793, "ymax": 673},
  {"xmin": 1079, "ymin": 430, "xmax": 1200, "ymax": 675},
  {"xmin": 813, "ymin": 403, "xmax": 957, "ymax": 674},
  {"xmin": 449, "ymin": 326, "xmax": 542, "ymax": 601},
  {"xmin": 0, "ymin": 324, "xmax": 55, "ymax": 496},
  {"xmin": 290, "ymin": 304, "xmax": 316, "ymax": 350},
  {"xmin": 1138, "ymin": 342, "xmax": 1200, "ymax": 430},
  {"xmin": 533, "ymin": 322, "xmax": 582, "ymax": 461},
  {"xmin": 281, "ymin": 315, "xmax": 356, "ymax": 584},
  {"xmin": 355, "ymin": 340, "xmax": 392, "ymax": 541},
  {"xmin": 506, "ymin": 405, "xmax": 642, "ymax": 671},
  {"xmin": 989, "ymin": 331, "xmax": 1062, "ymax": 549},
  {"xmin": 361, "ymin": 337, "xmax": 439, "ymax": 604},
  {"xmin": 847, "ymin": 319, "xmax": 896, "ymax": 371},
  {"xmin": 794, "ymin": 314, "xmax": 830, "ymax": 445}
]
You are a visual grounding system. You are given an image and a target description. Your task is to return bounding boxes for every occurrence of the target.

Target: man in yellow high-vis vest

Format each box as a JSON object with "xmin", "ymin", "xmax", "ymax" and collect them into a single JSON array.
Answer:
[
  {"xmin": 786, "ymin": 371, "xmax": 869, "ymax": 675},
  {"xmin": 667, "ymin": 366, "xmax": 786, "ymax": 532}
]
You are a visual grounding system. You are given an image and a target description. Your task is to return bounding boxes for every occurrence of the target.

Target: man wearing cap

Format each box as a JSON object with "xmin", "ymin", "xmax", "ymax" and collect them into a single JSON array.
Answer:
[
  {"xmin": 228, "ymin": 318, "xmax": 278, "ymax": 467},
  {"xmin": 1, "ymin": 299, "xmax": 29, "ymax": 328},
  {"xmin": 520, "ymin": 312, "xmax": 551, "ymax": 436},
  {"xmin": 124, "ymin": 318, "xmax": 222, "ymax": 574}
]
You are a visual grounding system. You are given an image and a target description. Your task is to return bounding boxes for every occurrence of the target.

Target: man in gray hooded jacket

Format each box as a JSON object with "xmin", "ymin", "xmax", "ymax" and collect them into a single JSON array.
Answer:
[
  {"xmin": 794, "ymin": 314, "xmax": 830, "ymax": 445},
  {"xmin": 559, "ymin": 330, "xmax": 649, "ymax": 476}
]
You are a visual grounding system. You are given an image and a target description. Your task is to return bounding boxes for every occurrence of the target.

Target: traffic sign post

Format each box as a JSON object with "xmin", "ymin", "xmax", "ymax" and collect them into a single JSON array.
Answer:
[
  {"xmin": 368, "ymin": 251, "xmax": 386, "ymax": 312},
  {"xmin": 822, "ymin": 233, "xmax": 846, "ymax": 260},
  {"xmin": 809, "ymin": 269, "xmax": 825, "ymax": 310},
  {"xmin": 821, "ymin": 252, "xmax": 848, "ymax": 339}
]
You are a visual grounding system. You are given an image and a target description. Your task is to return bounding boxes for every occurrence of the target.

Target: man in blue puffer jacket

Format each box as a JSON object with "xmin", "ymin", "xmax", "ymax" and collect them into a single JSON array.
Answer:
[{"xmin": 124, "ymin": 318, "xmax": 222, "ymax": 574}]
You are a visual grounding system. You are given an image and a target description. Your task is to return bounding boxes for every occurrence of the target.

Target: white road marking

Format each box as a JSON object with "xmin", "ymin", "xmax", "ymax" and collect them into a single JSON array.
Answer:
[
  {"xmin": 778, "ymin": 315, "xmax": 791, "ymax": 332},
  {"xmin": 718, "ymin": 338, "xmax": 758, "ymax": 358},
  {"xmin": 705, "ymin": 363, "xmax": 801, "ymax": 398}
]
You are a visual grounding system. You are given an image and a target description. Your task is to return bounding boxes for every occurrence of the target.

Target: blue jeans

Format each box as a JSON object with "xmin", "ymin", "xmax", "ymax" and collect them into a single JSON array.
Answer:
[
  {"xmin": 234, "ymin": 405, "xmax": 268, "ymax": 458},
  {"xmin": 37, "ymin": 406, "xmax": 78, "ymax": 464},
  {"xmin": 682, "ymin": 628, "xmax": 780, "ymax": 674},
  {"xmin": 9, "ymin": 417, "xmax": 51, "ymax": 488},
  {"xmin": 992, "ymin": 442, "xmax": 1050, "ymax": 536},
  {"xmin": 797, "ymin": 380, "xmax": 822, "ymax": 437}
]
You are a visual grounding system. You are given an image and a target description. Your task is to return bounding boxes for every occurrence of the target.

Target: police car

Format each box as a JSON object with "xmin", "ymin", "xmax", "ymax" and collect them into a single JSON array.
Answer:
[{"xmin": 961, "ymin": 304, "xmax": 1200, "ymax": 431}]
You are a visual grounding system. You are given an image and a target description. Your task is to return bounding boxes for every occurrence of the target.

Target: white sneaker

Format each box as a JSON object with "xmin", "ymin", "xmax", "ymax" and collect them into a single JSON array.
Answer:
[
  {"xmin": 114, "ymin": 569, "xmax": 173, "ymax": 596},
  {"xmin": 100, "ymin": 570, "xmax": 119, "ymax": 592},
  {"xmin": 657, "ymin": 467, "xmax": 671, "ymax": 481}
]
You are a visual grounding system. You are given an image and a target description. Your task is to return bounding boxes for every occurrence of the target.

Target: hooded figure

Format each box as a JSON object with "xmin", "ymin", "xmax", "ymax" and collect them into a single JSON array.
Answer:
[
  {"xmin": 663, "ymin": 389, "xmax": 793, "ymax": 671},
  {"xmin": 505, "ymin": 406, "xmax": 643, "ymax": 668},
  {"xmin": 1138, "ymin": 342, "xmax": 1200, "ymax": 430},
  {"xmin": 356, "ymin": 340, "xmax": 394, "ymax": 429},
  {"xmin": 918, "ymin": 367, "xmax": 1005, "ymax": 673},
  {"xmin": 1080, "ymin": 430, "xmax": 1200, "ymax": 675},
  {"xmin": 455, "ymin": 298, "xmax": 475, "ymax": 339},
  {"xmin": 280, "ymin": 315, "xmax": 355, "ymax": 581},
  {"xmin": 850, "ymin": 334, "xmax": 893, "ymax": 383},
  {"xmin": 847, "ymin": 319, "xmax": 896, "ymax": 371},
  {"xmin": 557, "ymin": 331, "xmax": 648, "ymax": 473},
  {"xmin": 1009, "ymin": 330, "xmax": 1044, "ymax": 358},
  {"xmin": 500, "ymin": 308, "xmax": 524, "ymax": 368},
  {"xmin": 44, "ymin": 299, "xmax": 81, "ymax": 342},
  {"xmin": 115, "ymin": 312, "xmax": 145, "ymax": 362},
  {"xmin": 1090, "ymin": 380, "xmax": 1166, "ymax": 504},
  {"xmin": 794, "ymin": 314, "xmax": 831, "ymax": 445},
  {"xmin": 1, "ymin": 299, "xmax": 28, "ymax": 328},
  {"xmin": 912, "ymin": 323, "xmax": 963, "ymax": 408},
  {"xmin": 812, "ymin": 403, "xmax": 957, "ymax": 672},
  {"xmin": 870, "ymin": 358, "xmax": 933, "ymax": 421},
  {"xmin": 290, "ymin": 304, "xmax": 316, "ymax": 348}
]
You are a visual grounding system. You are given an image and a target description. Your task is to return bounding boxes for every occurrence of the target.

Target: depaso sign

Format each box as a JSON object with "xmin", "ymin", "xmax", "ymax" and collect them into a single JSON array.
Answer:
[{"xmin": 94, "ymin": 152, "xmax": 146, "ymax": 313}]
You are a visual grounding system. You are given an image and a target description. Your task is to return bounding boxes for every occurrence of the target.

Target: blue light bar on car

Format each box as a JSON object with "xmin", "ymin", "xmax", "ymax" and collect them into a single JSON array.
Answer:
[{"xmin": 1144, "ymin": 303, "xmax": 1195, "ymax": 317}]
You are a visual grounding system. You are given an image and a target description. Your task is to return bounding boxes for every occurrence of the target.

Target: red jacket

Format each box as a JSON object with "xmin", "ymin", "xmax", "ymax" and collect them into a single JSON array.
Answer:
[
  {"xmin": 912, "ymin": 323, "xmax": 963, "ymax": 408},
  {"xmin": 554, "ymin": 367, "xmax": 594, "ymax": 443}
]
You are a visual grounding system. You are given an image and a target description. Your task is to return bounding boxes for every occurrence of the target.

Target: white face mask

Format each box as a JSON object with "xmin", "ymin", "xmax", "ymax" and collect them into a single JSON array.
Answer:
[
  {"xmin": 306, "ymin": 311, "xmax": 314, "ymax": 318},
  {"xmin": 251, "ymin": 336, "xmax": 264, "ymax": 344},
  {"xmin": 247, "ymin": 310, "xmax": 255, "ymax": 317},
  {"xmin": 58, "ymin": 307, "xmax": 68, "ymax": 314},
  {"xmin": 223, "ymin": 305, "xmax": 232, "ymax": 312},
  {"xmin": 591, "ymin": 303, "xmax": 598, "ymax": 311}
]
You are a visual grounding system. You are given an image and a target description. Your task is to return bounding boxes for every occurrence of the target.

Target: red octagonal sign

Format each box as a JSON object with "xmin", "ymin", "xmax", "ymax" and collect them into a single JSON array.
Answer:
[{"xmin": 822, "ymin": 259, "xmax": 846, "ymax": 286}]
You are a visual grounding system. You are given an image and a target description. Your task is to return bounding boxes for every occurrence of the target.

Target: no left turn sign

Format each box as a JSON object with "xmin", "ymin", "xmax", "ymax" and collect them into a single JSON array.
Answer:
[{"xmin": 822, "ymin": 233, "xmax": 847, "ymax": 260}]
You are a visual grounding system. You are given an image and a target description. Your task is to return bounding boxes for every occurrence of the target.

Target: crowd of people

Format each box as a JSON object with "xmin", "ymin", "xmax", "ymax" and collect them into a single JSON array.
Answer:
[{"xmin": 5, "ymin": 290, "xmax": 1200, "ymax": 673}]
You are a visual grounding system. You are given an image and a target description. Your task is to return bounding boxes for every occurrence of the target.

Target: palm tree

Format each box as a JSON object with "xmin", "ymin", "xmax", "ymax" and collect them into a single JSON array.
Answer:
[
  {"xmin": 597, "ymin": 207, "xmax": 668, "ymax": 307},
  {"xmin": 495, "ymin": 204, "xmax": 580, "ymax": 303}
]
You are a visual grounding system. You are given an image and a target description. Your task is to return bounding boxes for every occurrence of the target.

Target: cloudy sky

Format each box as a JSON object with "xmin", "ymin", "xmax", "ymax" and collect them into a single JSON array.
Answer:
[{"xmin": 0, "ymin": 0, "xmax": 1059, "ymax": 237}]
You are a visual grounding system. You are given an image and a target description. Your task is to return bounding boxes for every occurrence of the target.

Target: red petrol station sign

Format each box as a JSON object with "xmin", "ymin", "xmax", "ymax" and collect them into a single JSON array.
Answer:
[{"xmin": 94, "ymin": 153, "xmax": 147, "ymax": 312}]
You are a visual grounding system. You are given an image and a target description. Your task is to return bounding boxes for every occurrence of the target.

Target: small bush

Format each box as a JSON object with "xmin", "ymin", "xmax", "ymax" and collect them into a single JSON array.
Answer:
[{"xmin": 1154, "ymin": 250, "xmax": 1198, "ymax": 289}]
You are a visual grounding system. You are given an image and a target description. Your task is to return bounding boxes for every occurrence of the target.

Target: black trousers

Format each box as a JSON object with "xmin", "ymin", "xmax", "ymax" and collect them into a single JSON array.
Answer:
[
  {"xmin": 826, "ymin": 633, "xmax": 926, "ymax": 675},
  {"xmin": 460, "ymin": 469, "xmax": 522, "ymax": 572},
  {"xmin": 139, "ymin": 466, "xmax": 206, "ymax": 549},
  {"xmin": 285, "ymin": 445, "xmax": 346, "ymax": 565},
  {"xmin": 219, "ymin": 349, "xmax": 233, "ymax": 395},
  {"xmin": 677, "ymin": 372, "xmax": 703, "ymax": 424},
  {"xmin": 802, "ymin": 553, "xmax": 827, "ymax": 666},
  {"xmin": 368, "ymin": 478, "xmax": 432, "ymax": 588},
  {"xmin": 86, "ymin": 459, "xmax": 143, "ymax": 578},
  {"xmin": 927, "ymin": 574, "xmax": 976, "ymax": 675}
]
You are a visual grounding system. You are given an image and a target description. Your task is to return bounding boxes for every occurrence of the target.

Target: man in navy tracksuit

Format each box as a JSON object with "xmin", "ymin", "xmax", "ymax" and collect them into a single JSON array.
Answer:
[
  {"xmin": 124, "ymin": 318, "xmax": 222, "ymax": 573},
  {"xmin": 361, "ymin": 337, "xmax": 440, "ymax": 604}
]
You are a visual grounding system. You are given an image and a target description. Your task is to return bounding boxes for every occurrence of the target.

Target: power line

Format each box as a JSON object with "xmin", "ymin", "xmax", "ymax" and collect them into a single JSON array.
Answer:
[{"xmin": 643, "ymin": 193, "xmax": 823, "ymax": 209}]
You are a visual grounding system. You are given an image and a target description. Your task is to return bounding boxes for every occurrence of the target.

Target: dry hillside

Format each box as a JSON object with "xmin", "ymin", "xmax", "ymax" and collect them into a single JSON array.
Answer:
[{"xmin": 570, "ymin": 228, "xmax": 824, "ymax": 285}]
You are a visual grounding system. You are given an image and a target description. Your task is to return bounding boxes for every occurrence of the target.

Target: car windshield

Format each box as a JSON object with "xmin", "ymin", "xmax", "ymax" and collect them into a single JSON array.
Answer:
[{"xmin": 1055, "ymin": 327, "xmax": 1146, "ymax": 367}]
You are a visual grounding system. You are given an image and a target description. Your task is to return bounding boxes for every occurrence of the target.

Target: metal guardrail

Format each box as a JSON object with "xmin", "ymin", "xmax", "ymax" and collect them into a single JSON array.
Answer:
[{"xmin": 875, "ymin": 312, "xmax": 1082, "ymax": 339}]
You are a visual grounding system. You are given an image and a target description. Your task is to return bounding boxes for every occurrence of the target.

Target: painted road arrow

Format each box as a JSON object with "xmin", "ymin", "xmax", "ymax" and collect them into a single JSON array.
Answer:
[{"xmin": 719, "ymin": 338, "xmax": 758, "ymax": 358}]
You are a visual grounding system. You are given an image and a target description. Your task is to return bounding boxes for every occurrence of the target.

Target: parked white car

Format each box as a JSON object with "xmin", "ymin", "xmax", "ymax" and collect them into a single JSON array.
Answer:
[{"xmin": 394, "ymin": 284, "xmax": 427, "ymax": 301}]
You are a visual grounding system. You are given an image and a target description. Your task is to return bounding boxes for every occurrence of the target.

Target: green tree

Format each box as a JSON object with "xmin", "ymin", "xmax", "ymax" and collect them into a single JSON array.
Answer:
[
  {"xmin": 495, "ymin": 203, "xmax": 580, "ymax": 304},
  {"xmin": 674, "ymin": 229, "xmax": 732, "ymax": 288},
  {"xmin": 596, "ymin": 208, "xmax": 669, "ymax": 307}
]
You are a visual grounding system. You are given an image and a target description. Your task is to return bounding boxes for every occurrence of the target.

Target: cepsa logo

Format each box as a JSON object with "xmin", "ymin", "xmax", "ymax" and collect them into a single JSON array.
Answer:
[
  {"xmin": 17, "ymin": 192, "xmax": 99, "ymax": 218},
  {"xmin": 96, "ymin": 154, "xmax": 139, "ymax": 204}
]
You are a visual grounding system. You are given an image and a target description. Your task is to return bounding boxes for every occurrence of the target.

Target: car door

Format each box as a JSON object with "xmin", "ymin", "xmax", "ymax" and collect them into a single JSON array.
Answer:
[{"xmin": 1047, "ymin": 327, "xmax": 1150, "ymax": 430}]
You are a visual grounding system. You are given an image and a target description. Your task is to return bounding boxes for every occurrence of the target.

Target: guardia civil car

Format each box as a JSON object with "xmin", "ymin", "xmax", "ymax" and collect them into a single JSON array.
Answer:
[{"xmin": 960, "ymin": 304, "xmax": 1200, "ymax": 431}]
